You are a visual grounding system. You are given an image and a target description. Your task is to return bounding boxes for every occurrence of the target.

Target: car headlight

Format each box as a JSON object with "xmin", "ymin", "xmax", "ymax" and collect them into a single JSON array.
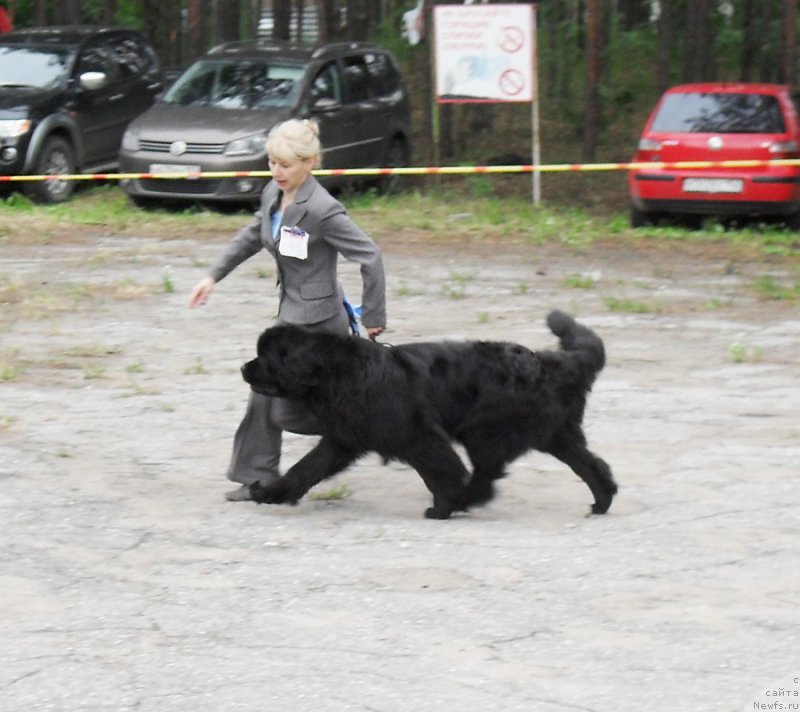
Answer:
[
  {"xmin": 225, "ymin": 133, "xmax": 268, "ymax": 157},
  {"xmin": 121, "ymin": 130, "xmax": 140, "ymax": 152},
  {"xmin": 0, "ymin": 119, "xmax": 32, "ymax": 139}
]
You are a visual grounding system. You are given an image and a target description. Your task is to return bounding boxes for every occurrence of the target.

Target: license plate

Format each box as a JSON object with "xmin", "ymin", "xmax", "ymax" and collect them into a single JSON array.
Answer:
[
  {"xmin": 149, "ymin": 163, "xmax": 202, "ymax": 177},
  {"xmin": 683, "ymin": 178, "xmax": 743, "ymax": 194}
]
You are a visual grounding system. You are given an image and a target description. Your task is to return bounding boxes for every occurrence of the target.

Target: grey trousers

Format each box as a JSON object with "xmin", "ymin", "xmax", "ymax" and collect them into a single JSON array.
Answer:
[{"xmin": 225, "ymin": 309, "xmax": 350, "ymax": 485}]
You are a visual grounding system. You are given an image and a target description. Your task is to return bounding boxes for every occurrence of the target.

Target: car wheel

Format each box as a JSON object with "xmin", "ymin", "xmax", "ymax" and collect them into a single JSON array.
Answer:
[
  {"xmin": 784, "ymin": 211, "xmax": 800, "ymax": 231},
  {"xmin": 630, "ymin": 205, "xmax": 654, "ymax": 228},
  {"xmin": 23, "ymin": 136, "xmax": 76, "ymax": 204},
  {"xmin": 679, "ymin": 213, "xmax": 703, "ymax": 230},
  {"xmin": 378, "ymin": 138, "xmax": 410, "ymax": 195},
  {"xmin": 129, "ymin": 195, "xmax": 160, "ymax": 211}
]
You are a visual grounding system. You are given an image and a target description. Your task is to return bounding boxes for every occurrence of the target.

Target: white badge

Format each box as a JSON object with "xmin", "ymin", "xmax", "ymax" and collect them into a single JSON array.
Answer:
[{"xmin": 278, "ymin": 226, "xmax": 309, "ymax": 260}]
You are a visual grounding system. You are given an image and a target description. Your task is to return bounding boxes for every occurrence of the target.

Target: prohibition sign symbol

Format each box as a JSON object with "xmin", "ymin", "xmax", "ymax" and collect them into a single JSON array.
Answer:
[
  {"xmin": 498, "ymin": 68, "xmax": 525, "ymax": 96},
  {"xmin": 497, "ymin": 25, "xmax": 525, "ymax": 53}
]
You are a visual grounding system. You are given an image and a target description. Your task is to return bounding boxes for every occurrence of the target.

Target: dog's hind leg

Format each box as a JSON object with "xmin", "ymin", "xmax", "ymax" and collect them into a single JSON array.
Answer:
[
  {"xmin": 458, "ymin": 444, "xmax": 507, "ymax": 510},
  {"xmin": 250, "ymin": 437, "xmax": 357, "ymax": 505},
  {"xmin": 403, "ymin": 434, "xmax": 469, "ymax": 520},
  {"xmin": 547, "ymin": 435, "xmax": 618, "ymax": 514}
]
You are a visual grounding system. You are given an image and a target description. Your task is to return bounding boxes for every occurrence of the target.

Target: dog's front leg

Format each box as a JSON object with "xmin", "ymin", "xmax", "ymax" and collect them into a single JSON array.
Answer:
[
  {"xmin": 250, "ymin": 437, "xmax": 357, "ymax": 506},
  {"xmin": 403, "ymin": 434, "xmax": 469, "ymax": 519}
]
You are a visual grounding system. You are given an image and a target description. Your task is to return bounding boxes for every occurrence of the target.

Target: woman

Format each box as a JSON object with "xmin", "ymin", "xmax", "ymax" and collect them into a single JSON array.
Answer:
[{"xmin": 188, "ymin": 119, "xmax": 386, "ymax": 501}]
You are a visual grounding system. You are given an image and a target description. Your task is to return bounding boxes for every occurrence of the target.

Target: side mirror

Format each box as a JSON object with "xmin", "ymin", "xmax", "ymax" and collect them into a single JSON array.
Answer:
[
  {"xmin": 80, "ymin": 71, "xmax": 107, "ymax": 91},
  {"xmin": 311, "ymin": 97, "xmax": 341, "ymax": 113}
]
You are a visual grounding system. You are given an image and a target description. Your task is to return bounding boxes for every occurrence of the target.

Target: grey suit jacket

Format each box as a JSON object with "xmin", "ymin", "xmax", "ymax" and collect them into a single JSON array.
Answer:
[{"xmin": 209, "ymin": 176, "xmax": 386, "ymax": 328}]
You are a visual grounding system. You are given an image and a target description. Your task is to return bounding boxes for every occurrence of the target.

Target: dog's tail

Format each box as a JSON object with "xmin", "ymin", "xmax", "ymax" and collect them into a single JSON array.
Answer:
[{"xmin": 546, "ymin": 309, "xmax": 605, "ymax": 379}]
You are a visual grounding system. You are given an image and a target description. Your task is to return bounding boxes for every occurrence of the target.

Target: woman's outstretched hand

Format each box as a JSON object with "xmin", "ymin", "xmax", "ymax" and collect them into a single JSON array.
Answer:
[{"xmin": 188, "ymin": 276, "xmax": 216, "ymax": 308}]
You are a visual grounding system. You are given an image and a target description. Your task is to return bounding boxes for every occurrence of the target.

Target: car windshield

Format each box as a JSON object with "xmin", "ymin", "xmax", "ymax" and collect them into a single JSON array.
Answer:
[
  {"xmin": 0, "ymin": 45, "xmax": 74, "ymax": 89},
  {"xmin": 651, "ymin": 92, "xmax": 786, "ymax": 133},
  {"xmin": 163, "ymin": 59, "xmax": 304, "ymax": 109}
]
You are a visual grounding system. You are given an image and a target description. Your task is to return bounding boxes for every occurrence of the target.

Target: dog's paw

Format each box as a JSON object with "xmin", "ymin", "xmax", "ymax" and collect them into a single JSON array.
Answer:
[
  {"xmin": 250, "ymin": 479, "xmax": 297, "ymax": 505},
  {"xmin": 424, "ymin": 505, "xmax": 453, "ymax": 520},
  {"xmin": 590, "ymin": 499, "xmax": 611, "ymax": 515}
]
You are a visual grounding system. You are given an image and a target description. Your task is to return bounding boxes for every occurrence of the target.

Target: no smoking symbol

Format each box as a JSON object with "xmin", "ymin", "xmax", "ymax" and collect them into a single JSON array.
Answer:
[
  {"xmin": 497, "ymin": 25, "xmax": 524, "ymax": 53},
  {"xmin": 498, "ymin": 69, "xmax": 525, "ymax": 96}
]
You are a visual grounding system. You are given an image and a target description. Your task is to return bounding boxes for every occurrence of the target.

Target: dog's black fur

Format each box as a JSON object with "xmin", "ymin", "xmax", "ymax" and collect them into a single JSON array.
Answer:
[{"xmin": 242, "ymin": 310, "xmax": 617, "ymax": 519}]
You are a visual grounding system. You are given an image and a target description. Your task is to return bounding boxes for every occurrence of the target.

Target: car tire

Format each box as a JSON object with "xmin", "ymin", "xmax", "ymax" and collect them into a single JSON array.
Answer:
[
  {"xmin": 784, "ymin": 211, "xmax": 800, "ymax": 231},
  {"xmin": 630, "ymin": 205, "xmax": 654, "ymax": 228},
  {"xmin": 377, "ymin": 138, "xmax": 410, "ymax": 195},
  {"xmin": 129, "ymin": 195, "xmax": 161, "ymax": 211},
  {"xmin": 23, "ymin": 136, "xmax": 77, "ymax": 204}
]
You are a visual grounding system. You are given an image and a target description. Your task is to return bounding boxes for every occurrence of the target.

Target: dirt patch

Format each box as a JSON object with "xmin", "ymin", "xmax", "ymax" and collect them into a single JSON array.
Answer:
[{"xmin": 1, "ymin": 224, "xmax": 799, "ymax": 710}]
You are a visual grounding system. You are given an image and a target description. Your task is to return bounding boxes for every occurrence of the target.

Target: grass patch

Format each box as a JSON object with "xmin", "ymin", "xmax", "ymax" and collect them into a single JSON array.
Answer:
[
  {"xmin": 603, "ymin": 296, "xmax": 659, "ymax": 314},
  {"xmin": 442, "ymin": 270, "xmax": 475, "ymax": 300},
  {"xmin": 1, "ymin": 184, "xmax": 799, "ymax": 262},
  {"xmin": 729, "ymin": 342, "xmax": 763, "ymax": 363},
  {"xmin": 0, "ymin": 349, "xmax": 24, "ymax": 381},
  {"xmin": 184, "ymin": 357, "xmax": 209, "ymax": 375},
  {"xmin": 750, "ymin": 275, "xmax": 800, "ymax": 301},
  {"xmin": 309, "ymin": 484, "xmax": 352, "ymax": 502},
  {"xmin": 563, "ymin": 273, "xmax": 597, "ymax": 289},
  {"xmin": 0, "ymin": 415, "xmax": 17, "ymax": 431}
]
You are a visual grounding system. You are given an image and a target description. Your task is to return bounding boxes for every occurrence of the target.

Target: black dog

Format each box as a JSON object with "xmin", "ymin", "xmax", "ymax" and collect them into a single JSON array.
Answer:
[{"xmin": 242, "ymin": 310, "xmax": 617, "ymax": 519}]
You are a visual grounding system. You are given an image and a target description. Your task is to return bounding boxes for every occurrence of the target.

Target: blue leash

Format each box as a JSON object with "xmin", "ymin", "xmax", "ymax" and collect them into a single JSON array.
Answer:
[{"xmin": 343, "ymin": 299, "xmax": 362, "ymax": 336}]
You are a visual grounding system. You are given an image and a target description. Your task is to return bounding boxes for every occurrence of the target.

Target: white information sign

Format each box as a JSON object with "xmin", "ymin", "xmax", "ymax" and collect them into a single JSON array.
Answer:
[{"xmin": 434, "ymin": 3, "xmax": 535, "ymax": 103}]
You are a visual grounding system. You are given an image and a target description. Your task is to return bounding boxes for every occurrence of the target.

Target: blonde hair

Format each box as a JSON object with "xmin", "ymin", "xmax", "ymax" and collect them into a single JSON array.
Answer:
[{"xmin": 266, "ymin": 119, "xmax": 322, "ymax": 169}]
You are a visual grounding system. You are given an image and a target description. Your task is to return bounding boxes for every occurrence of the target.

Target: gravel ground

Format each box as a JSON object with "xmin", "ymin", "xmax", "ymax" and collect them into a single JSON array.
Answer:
[{"xmin": 1, "ymin": 228, "xmax": 798, "ymax": 711}]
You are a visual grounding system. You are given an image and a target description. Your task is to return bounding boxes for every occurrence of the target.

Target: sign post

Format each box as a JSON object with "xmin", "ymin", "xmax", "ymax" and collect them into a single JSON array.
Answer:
[{"xmin": 433, "ymin": 3, "xmax": 539, "ymax": 203}]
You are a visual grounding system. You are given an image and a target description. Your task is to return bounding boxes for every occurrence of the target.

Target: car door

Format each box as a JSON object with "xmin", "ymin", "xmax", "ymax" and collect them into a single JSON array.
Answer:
[
  {"xmin": 72, "ymin": 33, "xmax": 158, "ymax": 168},
  {"xmin": 337, "ymin": 52, "xmax": 384, "ymax": 166},
  {"xmin": 304, "ymin": 60, "xmax": 361, "ymax": 170}
]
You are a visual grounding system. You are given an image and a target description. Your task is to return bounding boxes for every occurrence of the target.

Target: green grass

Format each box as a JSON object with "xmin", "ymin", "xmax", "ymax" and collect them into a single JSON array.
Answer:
[
  {"xmin": 1, "ymin": 184, "xmax": 800, "ymax": 261},
  {"xmin": 309, "ymin": 484, "xmax": 352, "ymax": 502},
  {"xmin": 563, "ymin": 273, "xmax": 597, "ymax": 289},
  {"xmin": 750, "ymin": 275, "xmax": 800, "ymax": 301},
  {"xmin": 603, "ymin": 296, "xmax": 659, "ymax": 314},
  {"xmin": 729, "ymin": 342, "xmax": 763, "ymax": 363}
]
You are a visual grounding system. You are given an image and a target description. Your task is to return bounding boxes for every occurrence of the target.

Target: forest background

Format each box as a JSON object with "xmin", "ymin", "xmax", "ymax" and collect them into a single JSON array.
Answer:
[{"xmin": 3, "ymin": 0, "xmax": 800, "ymax": 211}]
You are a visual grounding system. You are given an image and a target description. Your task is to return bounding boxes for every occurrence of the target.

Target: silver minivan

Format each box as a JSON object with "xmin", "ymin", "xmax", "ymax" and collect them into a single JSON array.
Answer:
[{"xmin": 119, "ymin": 40, "xmax": 412, "ymax": 205}]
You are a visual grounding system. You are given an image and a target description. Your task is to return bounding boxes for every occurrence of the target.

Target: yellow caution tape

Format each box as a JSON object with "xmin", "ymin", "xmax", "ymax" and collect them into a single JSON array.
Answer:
[{"xmin": 2, "ymin": 159, "xmax": 800, "ymax": 182}]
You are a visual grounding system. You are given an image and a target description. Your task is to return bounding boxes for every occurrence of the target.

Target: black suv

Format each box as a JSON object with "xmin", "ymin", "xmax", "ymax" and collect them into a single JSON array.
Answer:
[
  {"xmin": 119, "ymin": 41, "xmax": 412, "ymax": 205},
  {"xmin": 0, "ymin": 26, "xmax": 161, "ymax": 203}
]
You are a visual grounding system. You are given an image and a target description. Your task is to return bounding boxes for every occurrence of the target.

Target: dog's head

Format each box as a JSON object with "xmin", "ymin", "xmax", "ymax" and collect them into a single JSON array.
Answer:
[{"xmin": 241, "ymin": 325, "xmax": 331, "ymax": 398}]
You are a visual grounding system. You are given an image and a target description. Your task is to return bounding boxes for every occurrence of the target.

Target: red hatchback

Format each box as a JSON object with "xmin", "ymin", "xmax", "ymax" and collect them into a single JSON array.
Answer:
[{"xmin": 628, "ymin": 83, "xmax": 800, "ymax": 228}]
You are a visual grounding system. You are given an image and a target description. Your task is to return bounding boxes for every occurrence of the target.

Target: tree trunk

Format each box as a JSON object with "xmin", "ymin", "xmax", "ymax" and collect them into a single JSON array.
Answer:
[
  {"xmin": 141, "ymin": 0, "xmax": 161, "ymax": 54},
  {"xmin": 273, "ymin": 0, "xmax": 291, "ymax": 40},
  {"xmin": 347, "ymin": 0, "xmax": 370, "ymax": 41},
  {"xmin": 33, "ymin": 0, "xmax": 46, "ymax": 25},
  {"xmin": 618, "ymin": 0, "xmax": 650, "ymax": 31},
  {"xmin": 656, "ymin": 0, "xmax": 676, "ymax": 94},
  {"xmin": 740, "ymin": 0, "xmax": 757, "ymax": 81},
  {"xmin": 319, "ymin": 0, "xmax": 338, "ymax": 41},
  {"xmin": 582, "ymin": 0, "xmax": 603, "ymax": 162},
  {"xmin": 682, "ymin": 0, "xmax": 713, "ymax": 82},
  {"xmin": 187, "ymin": 0, "xmax": 209, "ymax": 62},
  {"xmin": 54, "ymin": 0, "xmax": 82, "ymax": 24},
  {"xmin": 101, "ymin": 0, "xmax": 118, "ymax": 23},
  {"xmin": 216, "ymin": 0, "xmax": 241, "ymax": 43},
  {"xmin": 758, "ymin": 1, "xmax": 776, "ymax": 82},
  {"xmin": 781, "ymin": 0, "xmax": 797, "ymax": 87}
]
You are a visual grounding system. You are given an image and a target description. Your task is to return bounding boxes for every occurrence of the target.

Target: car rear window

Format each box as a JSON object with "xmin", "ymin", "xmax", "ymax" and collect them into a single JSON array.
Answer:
[{"xmin": 650, "ymin": 92, "xmax": 786, "ymax": 133}]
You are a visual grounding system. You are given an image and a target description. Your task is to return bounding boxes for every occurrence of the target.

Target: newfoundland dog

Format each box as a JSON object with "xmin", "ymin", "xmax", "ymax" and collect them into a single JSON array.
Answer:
[{"xmin": 241, "ymin": 310, "xmax": 617, "ymax": 519}]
